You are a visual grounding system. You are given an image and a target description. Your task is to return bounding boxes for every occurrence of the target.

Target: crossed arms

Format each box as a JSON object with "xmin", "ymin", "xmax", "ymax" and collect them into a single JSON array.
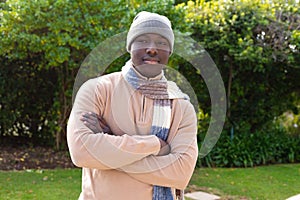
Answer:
[{"xmin": 67, "ymin": 78, "xmax": 198, "ymax": 189}]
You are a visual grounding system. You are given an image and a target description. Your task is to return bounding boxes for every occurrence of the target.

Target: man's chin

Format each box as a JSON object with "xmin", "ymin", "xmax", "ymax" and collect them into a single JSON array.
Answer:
[{"xmin": 135, "ymin": 63, "xmax": 165, "ymax": 78}]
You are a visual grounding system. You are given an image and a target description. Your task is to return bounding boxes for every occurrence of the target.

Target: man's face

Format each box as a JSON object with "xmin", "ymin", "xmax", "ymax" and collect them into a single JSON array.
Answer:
[{"xmin": 131, "ymin": 33, "xmax": 171, "ymax": 78}]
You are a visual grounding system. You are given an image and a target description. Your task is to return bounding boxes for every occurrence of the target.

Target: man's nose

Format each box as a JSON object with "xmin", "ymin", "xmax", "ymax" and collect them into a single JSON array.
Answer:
[{"xmin": 146, "ymin": 42, "xmax": 158, "ymax": 55}]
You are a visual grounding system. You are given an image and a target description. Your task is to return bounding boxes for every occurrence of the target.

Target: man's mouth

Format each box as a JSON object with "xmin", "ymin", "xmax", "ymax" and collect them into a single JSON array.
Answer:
[{"xmin": 143, "ymin": 57, "xmax": 160, "ymax": 64}]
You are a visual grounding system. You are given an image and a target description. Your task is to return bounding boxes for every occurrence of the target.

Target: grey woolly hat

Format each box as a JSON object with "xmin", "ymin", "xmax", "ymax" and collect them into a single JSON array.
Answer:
[{"xmin": 126, "ymin": 11, "xmax": 174, "ymax": 53}]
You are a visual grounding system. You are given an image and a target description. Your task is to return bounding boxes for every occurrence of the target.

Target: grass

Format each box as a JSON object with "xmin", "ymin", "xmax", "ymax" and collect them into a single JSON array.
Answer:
[
  {"xmin": 188, "ymin": 163, "xmax": 300, "ymax": 200},
  {"xmin": 0, "ymin": 168, "xmax": 81, "ymax": 200},
  {"xmin": 0, "ymin": 164, "xmax": 299, "ymax": 200}
]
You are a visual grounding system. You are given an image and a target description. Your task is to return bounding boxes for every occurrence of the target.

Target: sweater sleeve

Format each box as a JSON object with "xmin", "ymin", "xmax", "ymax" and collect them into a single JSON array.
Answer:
[
  {"xmin": 119, "ymin": 101, "xmax": 198, "ymax": 190},
  {"xmin": 67, "ymin": 78, "xmax": 161, "ymax": 170}
]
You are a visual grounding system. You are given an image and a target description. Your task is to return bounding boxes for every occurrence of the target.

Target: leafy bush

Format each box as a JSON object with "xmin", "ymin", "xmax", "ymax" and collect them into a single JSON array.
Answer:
[
  {"xmin": 199, "ymin": 126, "xmax": 300, "ymax": 167},
  {"xmin": 180, "ymin": 0, "xmax": 300, "ymax": 133},
  {"xmin": 0, "ymin": 0, "xmax": 299, "ymax": 154},
  {"xmin": 0, "ymin": 0, "xmax": 189, "ymax": 148}
]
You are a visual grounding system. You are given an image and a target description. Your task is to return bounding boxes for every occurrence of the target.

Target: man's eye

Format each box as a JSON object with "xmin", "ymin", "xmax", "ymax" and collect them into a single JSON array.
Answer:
[
  {"xmin": 157, "ymin": 41, "xmax": 168, "ymax": 46},
  {"xmin": 137, "ymin": 40, "xmax": 148, "ymax": 43}
]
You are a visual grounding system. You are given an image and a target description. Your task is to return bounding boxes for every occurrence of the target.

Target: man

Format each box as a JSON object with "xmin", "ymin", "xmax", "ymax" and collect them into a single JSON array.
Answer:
[{"xmin": 67, "ymin": 11, "xmax": 198, "ymax": 200}]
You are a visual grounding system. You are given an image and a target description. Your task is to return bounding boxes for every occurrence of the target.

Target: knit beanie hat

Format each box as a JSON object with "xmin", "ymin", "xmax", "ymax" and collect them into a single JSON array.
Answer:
[{"xmin": 126, "ymin": 11, "xmax": 174, "ymax": 53}]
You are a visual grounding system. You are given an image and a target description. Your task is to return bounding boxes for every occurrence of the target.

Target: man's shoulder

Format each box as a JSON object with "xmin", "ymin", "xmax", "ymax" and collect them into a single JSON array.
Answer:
[
  {"xmin": 98, "ymin": 71, "xmax": 122, "ymax": 81},
  {"xmin": 82, "ymin": 71, "xmax": 122, "ymax": 83},
  {"xmin": 79, "ymin": 71, "xmax": 123, "ymax": 89}
]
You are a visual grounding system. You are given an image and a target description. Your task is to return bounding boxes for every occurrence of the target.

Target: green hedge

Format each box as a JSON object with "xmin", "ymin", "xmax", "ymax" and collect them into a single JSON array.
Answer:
[{"xmin": 199, "ymin": 127, "xmax": 300, "ymax": 168}]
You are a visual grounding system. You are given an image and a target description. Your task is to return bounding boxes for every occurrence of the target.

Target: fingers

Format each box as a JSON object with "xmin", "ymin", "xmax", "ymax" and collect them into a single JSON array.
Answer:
[
  {"xmin": 80, "ymin": 112, "xmax": 112, "ymax": 134},
  {"xmin": 157, "ymin": 144, "xmax": 171, "ymax": 156},
  {"xmin": 83, "ymin": 122, "xmax": 98, "ymax": 133},
  {"xmin": 81, "ymin": 112, "xmax": 98, "ymax": 125},
  {"xmin": 80, "ymin": 112, "xmax": 100, "ymax": 133},
  {"xmin": 158, "ymin": 138, "xmax": 168, "ymax": 148}
]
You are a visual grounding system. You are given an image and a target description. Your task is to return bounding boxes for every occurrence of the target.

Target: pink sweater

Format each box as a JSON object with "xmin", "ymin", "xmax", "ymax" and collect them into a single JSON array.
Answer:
[{"xmin": 67, "ymin": 71, "xmax": 198, "ymax": 200}]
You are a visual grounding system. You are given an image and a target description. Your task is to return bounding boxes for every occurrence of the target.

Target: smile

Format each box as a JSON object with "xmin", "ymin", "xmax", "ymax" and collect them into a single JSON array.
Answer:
[{"xmin": 143, "ymin": 58, "xmax": 160, "ymax": 64}]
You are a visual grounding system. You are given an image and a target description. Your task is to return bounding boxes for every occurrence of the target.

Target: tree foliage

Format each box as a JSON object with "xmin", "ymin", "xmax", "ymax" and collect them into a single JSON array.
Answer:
[
  {"xmin": 179, "ymin": 0, "xmax": 300, "ymax": 133},
  {"xmin": 0, "ymin": 0, "xmax": 133, "ymax": 148},
  {"xmin": 0, "ymin": 0, "xmax": 299, "ymax": 153},
  {"xmin": 0, "ymin": 0, "xmax": 187, "ymax": 148}
]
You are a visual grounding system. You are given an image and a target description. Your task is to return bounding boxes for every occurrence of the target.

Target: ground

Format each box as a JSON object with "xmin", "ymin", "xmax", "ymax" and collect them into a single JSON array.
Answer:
[{"xmin": 0, "ymin": 145, "xmax": 75, "ymax": 171}]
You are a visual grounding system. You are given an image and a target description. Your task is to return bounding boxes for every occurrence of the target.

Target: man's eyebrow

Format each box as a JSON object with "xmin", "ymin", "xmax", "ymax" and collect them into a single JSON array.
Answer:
[
  {"xmin": 138, "ymin": 34, "xmax": 149, "ymax": 37},
  {"xmin": 155, "ymin": 35, "xmax": 168, "ymax": 40}
]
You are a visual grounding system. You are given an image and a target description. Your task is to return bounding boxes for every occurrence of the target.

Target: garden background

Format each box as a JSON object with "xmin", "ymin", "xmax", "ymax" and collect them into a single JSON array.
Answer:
[{"xmin": 0, "ymin": 0, "xmax": 299, "ymax": 199}]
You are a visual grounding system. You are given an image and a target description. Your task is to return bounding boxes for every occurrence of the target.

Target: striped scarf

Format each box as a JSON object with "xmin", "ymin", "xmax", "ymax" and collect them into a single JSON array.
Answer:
[{"xmin": 122, "ymin": 60, "xmax": 188, "ymax": 200}]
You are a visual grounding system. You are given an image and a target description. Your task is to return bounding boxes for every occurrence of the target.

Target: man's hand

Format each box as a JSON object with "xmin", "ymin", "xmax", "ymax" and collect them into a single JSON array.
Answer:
[
  {"xmin": 80, "ymin": 112, "xmax": 112, "ymax": 134},
  {"xmin": 157, "ymin": 138, "xmax": 171, "ymax": 156},
  {"xmin": 158, "ymin": 138, "xmax": 167, "ymax": 148}
]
